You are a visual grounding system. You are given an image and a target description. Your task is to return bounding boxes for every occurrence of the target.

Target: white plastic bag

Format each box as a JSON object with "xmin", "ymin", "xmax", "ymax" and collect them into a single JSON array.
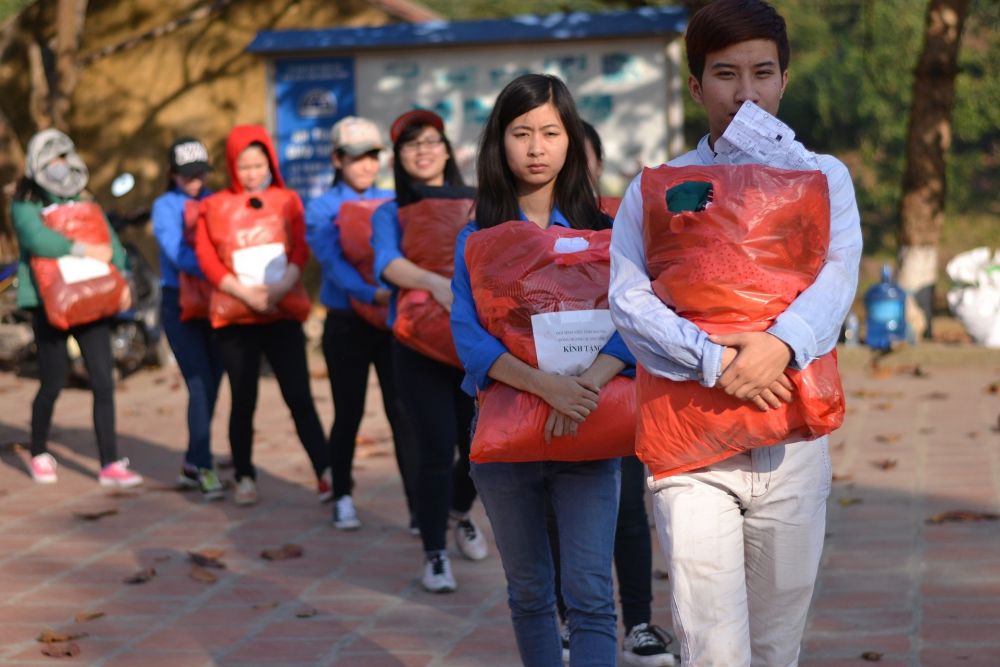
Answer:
[{"xmin": 946, "ymin": 247, "xmax": 1000, "ymax": 347}]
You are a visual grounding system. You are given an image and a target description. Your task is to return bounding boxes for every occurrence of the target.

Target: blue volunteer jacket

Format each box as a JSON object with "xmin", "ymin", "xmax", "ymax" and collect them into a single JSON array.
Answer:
[{"xmin": 151, "ymin": 187, "xmax": 211, "ymax": 289}]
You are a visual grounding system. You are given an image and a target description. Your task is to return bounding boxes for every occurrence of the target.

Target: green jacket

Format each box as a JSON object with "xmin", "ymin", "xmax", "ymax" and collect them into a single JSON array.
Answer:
[{"xmin": 10, "ymin": 194, "xmax": 127, "ymax": 309}]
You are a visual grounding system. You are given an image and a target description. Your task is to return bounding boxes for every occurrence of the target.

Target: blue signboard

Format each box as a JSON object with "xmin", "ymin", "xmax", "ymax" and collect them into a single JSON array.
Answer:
[{"xmin": 274, "ymin": 57, "xmax": 356, "ymax": 203}]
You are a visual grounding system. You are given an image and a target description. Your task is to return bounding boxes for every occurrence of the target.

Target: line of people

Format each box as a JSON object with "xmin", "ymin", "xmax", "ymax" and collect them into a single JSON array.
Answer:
[{"xmin": 10, "ymin": 2, "xmax": 860, "ymax": 666}]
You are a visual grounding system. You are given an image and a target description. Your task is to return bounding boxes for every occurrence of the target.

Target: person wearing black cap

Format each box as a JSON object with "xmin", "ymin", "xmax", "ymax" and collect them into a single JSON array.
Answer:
[{"xmin": 151, "ymin": 137, "xmax": 225, "ymax": 499}]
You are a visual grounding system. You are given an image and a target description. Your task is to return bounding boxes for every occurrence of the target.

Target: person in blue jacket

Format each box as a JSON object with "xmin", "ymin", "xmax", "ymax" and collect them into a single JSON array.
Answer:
[
  {"xmin": 151, "ymin": 137, "xmax": 224, "ymax": 499},
  {"xmin": 450, "ymin": 74, "xmax": 634, "ymax": 667},
  {"xmin": 304, "ymin": 116, "xmax": 418, "ymax": 530},
  {"xmin": 371, "ymin": 109, "xmax": 489, "ymax": 594}
]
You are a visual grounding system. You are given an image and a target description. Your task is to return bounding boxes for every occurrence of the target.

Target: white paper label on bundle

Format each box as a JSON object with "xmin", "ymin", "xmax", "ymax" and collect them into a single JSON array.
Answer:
[
  {"xmin": 531, "ymin": 310, "xmax": 615, "ymax": 376},
  {"xmin": 232, "ymin": 243, "xmax": 287, "ymax": 286},
  {"xmin": 57, "ymin": 256, "xmax": 111, "ymax": 284},
  {"xmin": 553, "ymin": 237, "xmax": 590, "ymax": 254}
]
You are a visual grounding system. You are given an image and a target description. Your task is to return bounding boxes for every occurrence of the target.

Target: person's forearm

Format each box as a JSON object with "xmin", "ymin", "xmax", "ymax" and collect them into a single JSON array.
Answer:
[
  {"xmin": 218, "ymin": 273, "xmax": 244, "ymax": 298},
  {"xmin": 383, "ymin": 257, "xmax": 445, "ymax": 291},
  {"xmin": 487, "ymin": 352, "xmax": 547, "ymax": 395},
  {"xmin": 579, "ymin": 354, "xmax": 626, "ymax": 389}
]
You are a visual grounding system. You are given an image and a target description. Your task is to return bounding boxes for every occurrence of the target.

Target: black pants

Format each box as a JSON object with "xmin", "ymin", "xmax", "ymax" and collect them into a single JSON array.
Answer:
[
  {"xmin": 322, "ymin": 309, "xmax": 418, "ymax": 516},
  {"xmin": 215, "ymin": 320, "xmax": 328, "ymax": 481},
  {"xmin": 393, "ymin": 340, "xmax": 477, "ymax": 553},
  {"xmin": 31, "ymin": 309, "xmax": 118, "ymax": 466},
  {"xmin": 549, "ymin": 454, "xmax": 652, "ymax": 633}
]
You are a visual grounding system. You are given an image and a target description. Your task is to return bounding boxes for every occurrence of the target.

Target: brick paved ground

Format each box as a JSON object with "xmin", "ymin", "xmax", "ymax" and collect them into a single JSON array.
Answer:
[{"xmin": 0, "ymin": 345, "xmax": 997, "ymax": 666}]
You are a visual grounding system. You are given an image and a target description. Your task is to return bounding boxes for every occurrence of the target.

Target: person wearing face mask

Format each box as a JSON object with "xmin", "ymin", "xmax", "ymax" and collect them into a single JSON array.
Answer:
[
  {"xmin": 151, "ymin": 137, "xmax": 225, "ymax": 500},
  {"xmin": 193, "ymin": 125, "xmax": 329, "ymax": 506},
  {"xmin": 304, "ymin": 116, "xmax": 420, "ymax": 530},
  {"xmin": 11, "ymin": 129, "xmax": 143, "ymax": 488}
]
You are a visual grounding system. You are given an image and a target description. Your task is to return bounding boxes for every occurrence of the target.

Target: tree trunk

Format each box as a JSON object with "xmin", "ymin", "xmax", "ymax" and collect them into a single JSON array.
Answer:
[
  {"xmin": 897, "ymin": 0, "xmax": 970, "ymax": 339},
  {"xmin": 51, "ymin": 0, "xmax": 89, "ymax": 132}
]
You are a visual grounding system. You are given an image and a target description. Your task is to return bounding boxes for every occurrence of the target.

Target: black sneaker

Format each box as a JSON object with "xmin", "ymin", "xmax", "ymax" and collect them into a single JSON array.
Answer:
[
  {"xmin": 622, "ymin": 623, "xmax": 675, "ymax": 666},
  {"xmin": 176, "ymin": 464, "xmax": 199, "ymax": 490}
]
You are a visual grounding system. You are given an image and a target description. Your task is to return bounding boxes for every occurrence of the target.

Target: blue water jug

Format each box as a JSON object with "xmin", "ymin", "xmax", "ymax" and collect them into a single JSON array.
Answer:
[{"xmin": 864, "ymin": 264, "xmax": 907, "ymax": 350}]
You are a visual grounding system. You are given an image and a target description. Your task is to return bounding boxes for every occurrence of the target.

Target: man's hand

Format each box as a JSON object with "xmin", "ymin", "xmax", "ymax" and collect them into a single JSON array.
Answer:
[
  {"xmin": 711, "ymin": 332, "xmax": 793, "ymax": 408},
  {"xmin": 428, "ymin": 275, "xmax": 453, "ymax": 313}
]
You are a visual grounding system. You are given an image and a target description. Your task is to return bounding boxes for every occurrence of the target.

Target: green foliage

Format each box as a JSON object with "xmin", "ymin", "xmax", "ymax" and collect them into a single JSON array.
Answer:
[{"xmin": 0, "ymin": 0, "xmax": 31, "ymax": 21}]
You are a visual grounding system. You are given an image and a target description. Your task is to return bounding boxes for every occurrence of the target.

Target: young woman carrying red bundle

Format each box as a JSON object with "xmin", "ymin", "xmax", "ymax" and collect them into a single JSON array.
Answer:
[
  {"xmin": 194, "ymin": 125, "xmax": 329, "ymax": 506},
  {"xmin": 450, "ymin": 73, "xmax": 635, "ymax": 667}
]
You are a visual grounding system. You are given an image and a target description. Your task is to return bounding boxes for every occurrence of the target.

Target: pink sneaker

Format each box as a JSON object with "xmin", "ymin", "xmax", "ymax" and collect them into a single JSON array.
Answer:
[
  {"xmin": 98, "ymin": 458, "xmax": 143, "ymax": 488},
  {"xmin": 30, "ymin": 453, "xmax": 58, "ymax": 484}
]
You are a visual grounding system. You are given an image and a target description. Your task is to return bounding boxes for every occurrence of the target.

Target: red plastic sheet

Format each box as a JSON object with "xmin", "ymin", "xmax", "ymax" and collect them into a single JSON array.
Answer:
[
  {"xmin": 199, "ymin": 189, "xmax": 311, "ymax": 328},
  {"xmin": 392, "ymin": 196, "xmax": 472, "ymax": 367},
  {"xmin": 637, "ymin": 164, "xmax": 845, "ymax": 478},
  {"xmin": 31, "ymin": 202, "xmax": 128, "ymax": 330},
  {"xmin": 599, "ymin": 196, "xmax": 622, "ymax": 219},
  {"xmin": 179, "ymin": 199, "xmax": 211, "ymax": 321},
  {"xmin": 336, "ymin": 199, "xmax": 390, "ymax": 330},
  {"xmin": 464, "ymin": 221, "xmax": 636, "ymax": 463}
]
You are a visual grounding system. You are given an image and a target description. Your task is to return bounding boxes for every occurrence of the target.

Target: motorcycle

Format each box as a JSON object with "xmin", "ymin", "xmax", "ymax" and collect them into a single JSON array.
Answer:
[{"xmin": 0, "ymin": 173, "xmax": 164, "ymax": 382}]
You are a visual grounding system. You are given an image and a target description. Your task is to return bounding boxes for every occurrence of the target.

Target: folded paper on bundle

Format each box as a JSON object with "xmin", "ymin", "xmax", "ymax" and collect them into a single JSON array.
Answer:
[
  {"xmin": 531, "ymin": 310, "xmax": 615, "ymax": 376},
  {"xmin": 232, "ymin": 243, "xmax": 287, "ymax": 286},
  {"xmin": 56, "ymin": 256, "xmax": 111, "ymax": 284}
]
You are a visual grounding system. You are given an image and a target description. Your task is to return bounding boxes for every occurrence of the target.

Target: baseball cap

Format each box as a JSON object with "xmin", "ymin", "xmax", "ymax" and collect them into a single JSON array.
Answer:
[
  {"xmin": 169, "ymin": 137, "xmax": 212, "ymax": 177},
  {"xmin": 389, "ymin": 110, "xmax": 445, "ymax": 144},
  {"xmin": 331, "ymin": 116, "xmax": 385, "ymax": 157}
]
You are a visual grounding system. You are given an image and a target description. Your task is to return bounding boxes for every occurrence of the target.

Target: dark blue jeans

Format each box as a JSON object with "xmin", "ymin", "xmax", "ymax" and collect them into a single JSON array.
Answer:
[
  {"xmin": 161, "ymin": 287, "xmax": 223, "ymax": 470},
  {"xmin": 472, "ymin": 458, "xmax": 621, "ymax": 667}
]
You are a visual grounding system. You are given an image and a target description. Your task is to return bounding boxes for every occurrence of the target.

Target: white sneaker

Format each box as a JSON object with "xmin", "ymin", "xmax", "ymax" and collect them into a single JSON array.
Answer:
[
  {"xmin": 421, "ymin": 553, "xmax": 456, "ymax": 594},
  {"xmin": 453, "ymin": 516, "xmax": 489, "ymax": 561},
  {"xmin": 333, "ymin": 495, "xmax": 361, "ymax": 530},
  {"xmin": 30, "ymin": 453, "xmax": 58, "ymax": 484},
  {"xmin": 560, "ymin": 622, "xmax": 570, "ymax": 664},
  {"xmin": 234, "ymin": 477, "xmax": 258, "ymax": 506}
]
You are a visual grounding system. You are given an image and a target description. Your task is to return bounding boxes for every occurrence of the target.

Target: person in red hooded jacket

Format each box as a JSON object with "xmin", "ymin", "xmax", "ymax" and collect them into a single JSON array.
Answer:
[{"xmin": 194, "ymin": 125, "xmax": 330, "ymax": 506}]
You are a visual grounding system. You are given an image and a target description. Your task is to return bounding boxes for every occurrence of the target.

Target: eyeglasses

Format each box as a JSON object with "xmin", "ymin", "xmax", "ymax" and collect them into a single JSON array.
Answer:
[{"xmin": 399, "ymin": 137, "xmax": 445, "ymax": 154}]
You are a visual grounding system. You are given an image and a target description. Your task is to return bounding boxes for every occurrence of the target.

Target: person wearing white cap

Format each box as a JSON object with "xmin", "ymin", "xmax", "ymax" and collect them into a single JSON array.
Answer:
[{"xmin": 304, "ymin": 116, "xmax": 419, "ymax": 529}]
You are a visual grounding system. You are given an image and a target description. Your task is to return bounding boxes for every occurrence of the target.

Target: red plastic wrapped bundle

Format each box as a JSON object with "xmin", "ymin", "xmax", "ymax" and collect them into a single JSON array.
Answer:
[
  {"xmin": 179, "ymin": 199, "xmax": 212, "ymax": 321},
  {"xmin": 637, "ymin": 164, "xmax": 845, "ymax": 478},
  {"xmin": 464, "ymin": 221, "xmax": 636, "ymax": 463},
  {"xmin": 599, "ymin": 196, "xmax": 622, "ymax": 219},
  {"xmin": 337, "ymin": 199, "xmax": 390, "ymax": 330},
  {"xmin": 199, "ymin": 189, "xmax": 311, "ymax": 328},
  {"xmin": 30, "ymin": 201, "xmax": 128, "ymax": 330},
  {"xmin": 393, "ymin": 194, "xmax": 473, "ymax": 367}
]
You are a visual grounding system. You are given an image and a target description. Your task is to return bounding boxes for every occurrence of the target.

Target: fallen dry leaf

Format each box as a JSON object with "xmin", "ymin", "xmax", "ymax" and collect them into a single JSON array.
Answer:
[
  {"xmin": 0, "ymin": 441, "xmax": 26, "ymax": 454},
  {"xmin": 875, "ymin": 434, "xmax": 901, "ymax": 444},
  {"xmin": 355, "ymin": 435, "xmax": 376, "ymax": 445},
  {"xmin": 870, "ymin": 459, "xmax": 898, "ymax": 471},
  {"xmin": 104, "ymin": 490, "xmax": 140, "ymax": 499},
  {"xmin": 966, "ymin": 431, "xmax": 979, "ymax": 439},
  {"xmin": 831, "ymin": 473, "xmax": 853, "ymax": 482},
  {"xmin": 922, "ymin": 391, "xmax": 949, "ymax": 400},
  {"xmin": 153, "ymin": 555, "xmax": 172, "ymax": 563},
  {"xmin": 40, "ymin": 642, "xmax": 80, "ymax": 658},
  {"xmin": 122, "ymin": 568, "xmax": 156, "ymax": 584},
  {"xmin": 37, "ymin": 629, "xmax": 87, "ymax": 643},
  {"xmin": 73, "ymin": 611, "xmax": 104, "ymax": 624},
  {"xmin": 189, "ymin": 566, "xmax": 218, "ymax": 583},
  {"xmin": 926, "ymin": 510, "xmax": 1000, "ymax": 525},
  {"xmin": 260, "ymin": 543, "xmax": 304, "ymax": 561},
  {"xmin": 838, "ymin": 497, "xmax": 863, "ymax": 508},
  {"xmin": 652, "ymin": 569, "xmax": 669, "ymax": 581},
  {"xmin": 252, "ymin": 601, "xmax": 280, "ymax": 610},
  {"xmin": 188, "ymin": 550, "xmax": 226, "ymax": 569},
  {"xmin": 986, "ymin": 382, "xmax": 1000, "ymax": 394},
  {"xmin": 295, "ymin": 608, "xmax": 318, "ymax": 618},
  {"xmin": 919, "ymin": 427, "xmax": 935, "ymax": 435},
  {"xmin": 872, "ymin": 402, "xmax": 894, "ymax": 411},
  {"xmin": 861, "ymin": 651, "xmax": 883, "ymax": 661},
  {"xmin": 309, "ymin": 368, "xmax": 328, "ymax": 380},
  {"xmin": 832, "ymin": 440, "xmax": 846, "ymax": 451},
  {"xmin": 73, "ymin": 508, "xmax": 118, "ymax": 521}
]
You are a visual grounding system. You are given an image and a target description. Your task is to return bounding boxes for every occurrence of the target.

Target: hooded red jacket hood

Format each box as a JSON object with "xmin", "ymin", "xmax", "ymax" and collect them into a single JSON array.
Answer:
[{"xmin": 225, "ymin": 125, "xmax": 285, "ymax": 193}]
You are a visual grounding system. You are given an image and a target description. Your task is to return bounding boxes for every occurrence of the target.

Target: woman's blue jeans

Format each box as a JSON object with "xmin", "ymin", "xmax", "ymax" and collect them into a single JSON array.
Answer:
[
  {"xmin": 471, "ymin": 458, "xmax": 621, "ymax": 667},
  {"xmin": 161, "ymin": 287, "xmax": 223, "ymax": 470}
]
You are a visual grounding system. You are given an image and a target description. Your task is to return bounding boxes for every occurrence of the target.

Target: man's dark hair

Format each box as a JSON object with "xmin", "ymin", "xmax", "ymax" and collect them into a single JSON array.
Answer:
[{"xmin": 685, "ymin": 0, "xmax": 790, "ymax": 81}]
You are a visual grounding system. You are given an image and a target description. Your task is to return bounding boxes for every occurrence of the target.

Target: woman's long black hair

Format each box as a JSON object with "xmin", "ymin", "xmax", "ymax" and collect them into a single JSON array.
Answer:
[
  {"xmin": 391, "ymin": 123, "xmax": 464, "ymax": 207},
  {"xmin": 474, "ymin": 73, "xmax": 605, "ymax": 231}
]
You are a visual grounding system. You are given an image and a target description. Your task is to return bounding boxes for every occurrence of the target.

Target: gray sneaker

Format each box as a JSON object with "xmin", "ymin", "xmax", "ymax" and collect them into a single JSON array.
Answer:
[
  {"xmin": 333, "ymin": 495, "xmax": 361, "ymax": 530},
  {"xmin": 622, "ymin": 623, "xmax": 675, "ymax": 666},
  {"xmin": 234, "ymin": 477, "xmax": 258, "ymax": 506}
]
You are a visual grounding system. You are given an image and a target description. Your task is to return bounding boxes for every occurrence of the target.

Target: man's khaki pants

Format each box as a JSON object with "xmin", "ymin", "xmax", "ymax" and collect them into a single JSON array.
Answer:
[{"xmin": 649, "ymin": 438, "xmax": 831, "ymax": 667}]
